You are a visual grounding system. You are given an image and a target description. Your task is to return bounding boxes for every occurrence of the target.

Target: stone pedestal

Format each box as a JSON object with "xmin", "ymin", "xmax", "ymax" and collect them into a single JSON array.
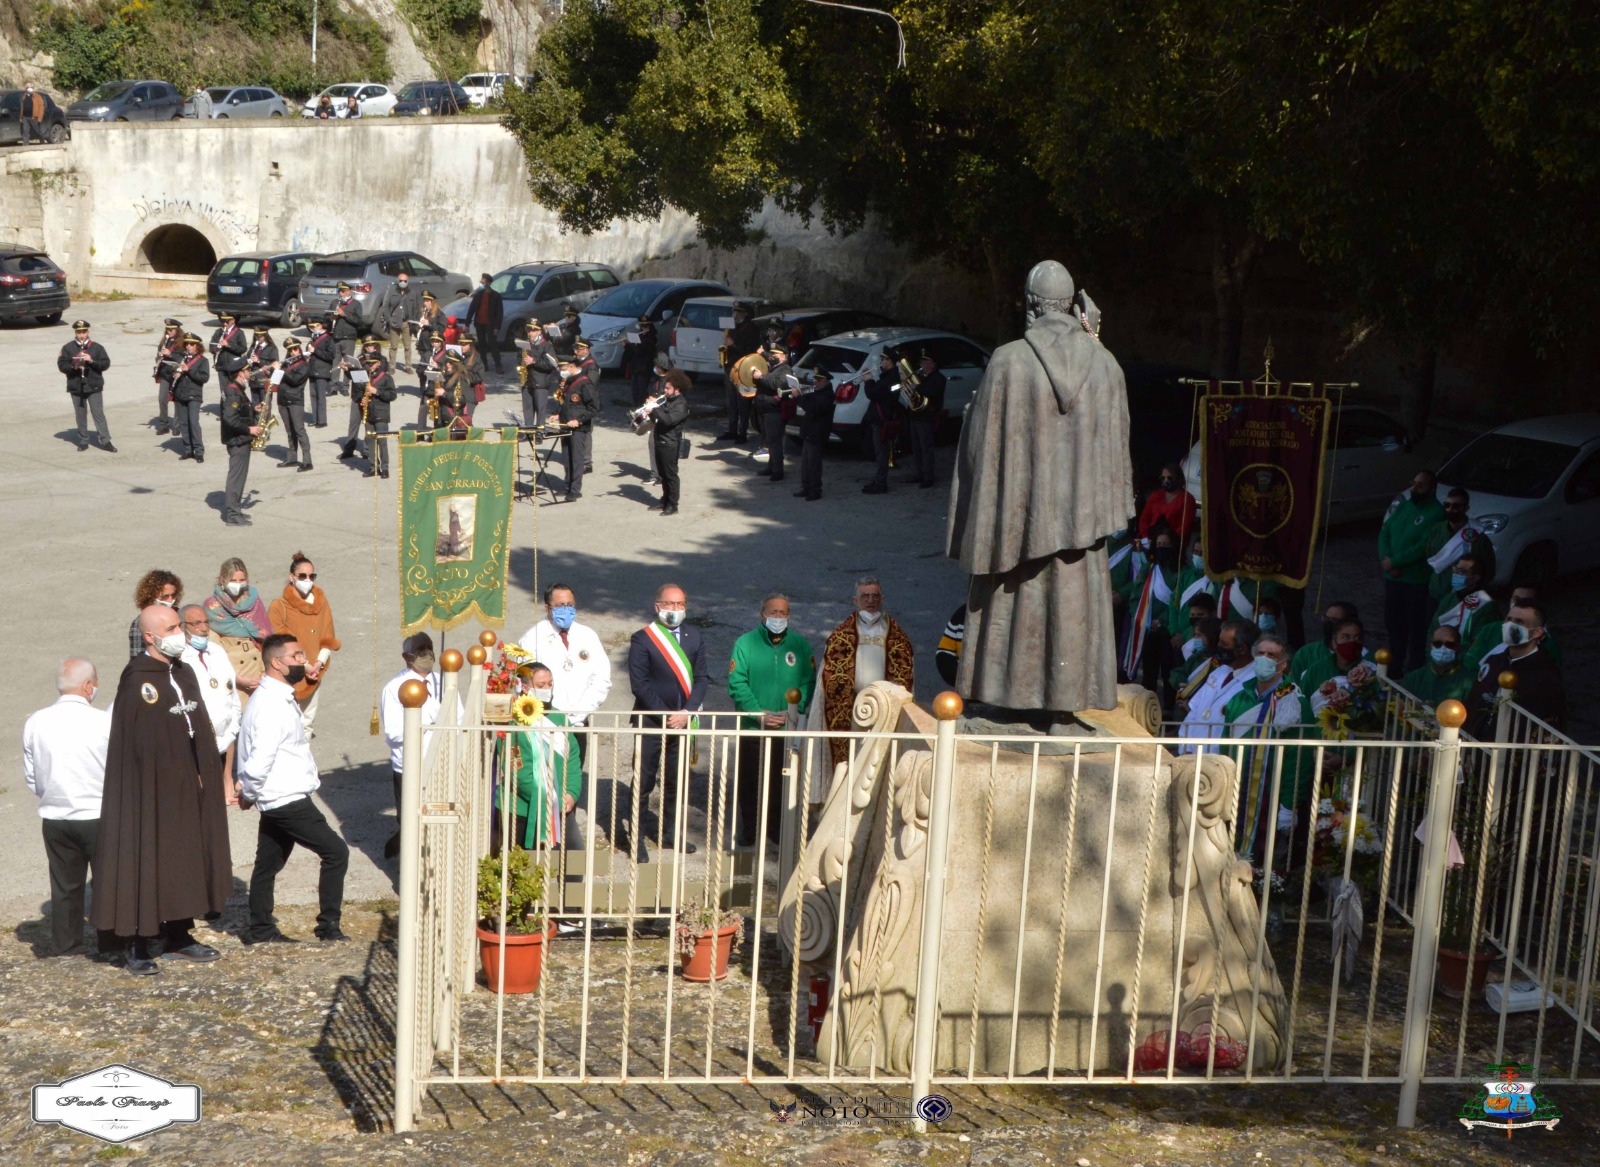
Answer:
[{"xmin": 779, "ymin": 682, "xmax": 1286, "ymax": 1076}]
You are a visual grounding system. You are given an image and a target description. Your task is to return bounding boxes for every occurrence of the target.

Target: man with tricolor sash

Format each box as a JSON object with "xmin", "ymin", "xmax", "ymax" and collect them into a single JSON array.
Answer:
[
  {"xmin": 1426, "ymin": 552, "xmax": 1502, "ymax": 671},
  {"xmin": 1221, "ymin": 633, "xmax": 1309, "ymax": 863},
  {"xmin": 618, "ymin": 583, "xmax": 707, "ymax": 859}
]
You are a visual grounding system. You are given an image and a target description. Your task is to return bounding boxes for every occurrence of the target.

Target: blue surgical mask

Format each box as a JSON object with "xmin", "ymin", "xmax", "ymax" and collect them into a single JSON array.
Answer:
[
  {"xmin": 1257, "ymin": 615, "xmax": 1277, "ymax": 633},
  {"xmin": 1191, "ymin": 554, "xmax": 1205, "ymax": 570},
  {"xmin": 1430, "ymin": 645, "xmax": 1457, "ymax": 667},
  {"xmin": 1252, "ymin": 656, "xmax": 1280, "ymax": 682},
  {"xmin": 188, "ymin": 634, "xmax": 209, "ymax": 652},
  {"xmin": 765, "ymin": 617, "xmax": 788, "ymax": 636},
  {"xmin": 1450, "ymin": 572, "xmax": 1468, "ymax": 592},
  {"xmin": 550, "ymin": 605, "xmax": 576, "ymax": 630},
  {"xmin": 1181, "ymin": 637, "xmax": 1205, "ymax": 661}
]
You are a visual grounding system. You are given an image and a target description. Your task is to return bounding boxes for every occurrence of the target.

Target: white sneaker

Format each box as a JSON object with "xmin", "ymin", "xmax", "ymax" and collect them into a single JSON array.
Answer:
[{"xmin": 753, "ymin": 447, "xmax": 770, "ymax": 463}]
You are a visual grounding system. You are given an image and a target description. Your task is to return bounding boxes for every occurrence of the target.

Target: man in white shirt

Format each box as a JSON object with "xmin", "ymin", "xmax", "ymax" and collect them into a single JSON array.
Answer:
[
  {"xmin": 1178, "ymin": 619, "xmax": 1261, "ymax": 753},
  {"xmin": 379, "ymin": 632, "xmax": 442, "ymax": 859},
  {"xmin": 236, "ymin": 633, "xmax": 350, "ymax": 945},
  {"xmin": 22, "ymin": 658, "xmax": 111, "ymax": 956},
  {"xmin": 519, "ymin": 581, "xmax": 612, "ymax": 735},
  {"xmin": 179, "ymin": 604, "xmax": 242, "ymax": 798}
]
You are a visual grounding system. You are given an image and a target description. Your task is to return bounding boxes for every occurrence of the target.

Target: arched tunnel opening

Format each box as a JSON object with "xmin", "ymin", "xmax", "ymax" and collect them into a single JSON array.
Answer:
[{"xmin": 137, "ymin": 224, "xmax": 217, "ymax": 274}]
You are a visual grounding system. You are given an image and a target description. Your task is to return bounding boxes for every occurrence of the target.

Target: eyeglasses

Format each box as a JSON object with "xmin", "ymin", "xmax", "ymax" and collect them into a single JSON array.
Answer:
[
  {"xmin": 295, "ymin": 572, "xmax": 318, "ymax": 581},
  {"xmin": 1430, "ymin": 639, "xmax": 1455, "ymax": 648}
]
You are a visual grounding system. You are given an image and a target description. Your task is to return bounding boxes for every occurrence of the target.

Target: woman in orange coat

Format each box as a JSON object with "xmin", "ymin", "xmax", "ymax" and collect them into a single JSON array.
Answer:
[{"xmin": 267, "ymin": 551, "xmax": 341, "ymax": 735}]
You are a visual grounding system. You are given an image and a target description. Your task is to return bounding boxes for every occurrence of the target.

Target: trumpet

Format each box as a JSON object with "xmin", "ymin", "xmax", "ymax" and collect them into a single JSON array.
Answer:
[
  {"xmin": 896, "ymin": 357, "xmax": 928, "ymax": 412},
  {"xmin": 626, "ymin": 394, "xmax": 665, "ymax": 434},
  {"xmin": 250, "ymin": 400, "xmax": 278, "ymax": 451}
]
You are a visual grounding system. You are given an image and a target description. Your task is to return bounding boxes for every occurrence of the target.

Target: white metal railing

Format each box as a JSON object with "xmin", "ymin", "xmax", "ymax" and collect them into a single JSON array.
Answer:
[{"xmin": 389, "ymin": 655, "xmax": 1600, "ymax": 1136}]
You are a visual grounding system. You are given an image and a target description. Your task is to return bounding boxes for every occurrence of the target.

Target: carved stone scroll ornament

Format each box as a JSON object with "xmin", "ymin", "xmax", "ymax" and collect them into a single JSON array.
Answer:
[{"xmin": 1159, "ymin": 752, "xmax": 1288, "ymax": 1073}]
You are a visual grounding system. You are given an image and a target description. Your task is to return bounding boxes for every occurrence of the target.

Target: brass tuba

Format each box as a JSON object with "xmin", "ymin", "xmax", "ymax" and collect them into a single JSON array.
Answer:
[
  {"xmin": 896, "ymin": 357, "xmax": 927, "ymax": 411},
  {"xmin": 731, "ymin": 352, "xmax": 769, "ymax": 398}
]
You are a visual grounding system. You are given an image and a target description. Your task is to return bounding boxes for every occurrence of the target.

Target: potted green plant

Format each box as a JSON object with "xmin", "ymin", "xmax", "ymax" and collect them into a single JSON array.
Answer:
[
  {"xmin": 1436, "ymin": 763, "xmax": 1507, "ymax": 999},
  {"xmin": 477, "ymin": 848, "xmax": 548, "ymax": 994},
  {"xmin": 675, "ymin": 904, "xmax": 744, "ymax": 983}
]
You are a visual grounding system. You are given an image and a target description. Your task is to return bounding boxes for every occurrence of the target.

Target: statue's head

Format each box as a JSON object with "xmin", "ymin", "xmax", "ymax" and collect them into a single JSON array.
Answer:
[{"xmin": 1025, "ymin": 260, "xmax": 1076, "ymax": 323}]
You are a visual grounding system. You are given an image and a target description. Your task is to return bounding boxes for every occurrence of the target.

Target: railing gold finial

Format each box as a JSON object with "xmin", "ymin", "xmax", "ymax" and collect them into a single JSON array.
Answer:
[
  {"xmin": 479, "ymin": 629, "xmax": 498, "ymax": 648},
  {"xmin": 932, "ymin": 690, "xmax": 964, "ymax": 721},
  {"xmin": 1435, "ymin": 699, "xmax": 1468, "ymax": 730},
  {"xmin": 1374, "ymin": 648, "xmax": 1391, "ymax": 667},
  {"xmin": 466, "ymin": 645, "xmax": 487, "ymax": 666},
  {"xmin": 398, "ymin": 678, "xmax": 429, "ymax": 709},
  {"xmin": 1497, "ymin": 670, "xmax": 1518, "ymax": 692},
  {"xmin": 786, "ymin": 688, "xmax": 802, "ymax": 706},
  {"xmin": 441, "ymin": 648, "xmax": 465, "ymax": 673}
]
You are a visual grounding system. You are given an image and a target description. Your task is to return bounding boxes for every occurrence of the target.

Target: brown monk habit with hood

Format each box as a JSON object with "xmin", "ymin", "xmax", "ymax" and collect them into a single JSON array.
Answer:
[{"xmin": 91, "ymin": 653, "xmax": 233, "ymax": 938}]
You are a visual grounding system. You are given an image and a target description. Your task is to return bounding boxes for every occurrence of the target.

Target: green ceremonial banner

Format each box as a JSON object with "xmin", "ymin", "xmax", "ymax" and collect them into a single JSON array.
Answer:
[{"xmin": 398, "ymin": 427, "xmax": 517, "ymax": 633}]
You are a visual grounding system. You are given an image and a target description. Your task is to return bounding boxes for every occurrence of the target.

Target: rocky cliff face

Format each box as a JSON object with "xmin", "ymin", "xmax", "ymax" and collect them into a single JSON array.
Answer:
[{"xmin": 473, "ymin": 0, "xmax": 544, "ymax": 74}]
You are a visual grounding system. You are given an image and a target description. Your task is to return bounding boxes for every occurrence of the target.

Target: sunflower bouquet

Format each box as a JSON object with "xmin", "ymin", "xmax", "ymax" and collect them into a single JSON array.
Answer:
[{"xmin": 512, "ymin": 693, "xmax": 546, "ymax": 725}]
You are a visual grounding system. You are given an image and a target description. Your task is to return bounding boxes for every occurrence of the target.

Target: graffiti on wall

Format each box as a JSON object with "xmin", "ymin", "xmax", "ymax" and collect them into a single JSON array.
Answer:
[{"xmin": 132, "ymin": 196, "xmax": 257, "ymax": 244}]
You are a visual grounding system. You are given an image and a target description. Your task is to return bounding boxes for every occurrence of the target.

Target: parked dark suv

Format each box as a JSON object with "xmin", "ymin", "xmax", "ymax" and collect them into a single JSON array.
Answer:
[
  {"xmin": 0, "ymin": 245, "xmax": 70, "ymax": 325},
  {"xmin": 0, "ymin": 90, "xmax": 70, "ymax": 145},
  {"xmin": 207, "ymin": 251, "xmax": 323, "ymax": 326},
  {"xmin": 390, "ymin": 81, "xmax": 469, "ymax": 117},
  {"xmin": 297, "ymin": 251, "xmax": 472, "ymax": 322},
  {"xmin": 440, "ymin": 260, "xmax": 622, "ymax": 348},
  {"xmin": 65, "ymin": 79, "xmax": 183, "ymax": 122}
]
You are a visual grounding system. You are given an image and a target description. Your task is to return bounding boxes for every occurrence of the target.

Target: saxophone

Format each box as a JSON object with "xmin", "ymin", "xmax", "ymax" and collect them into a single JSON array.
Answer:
[{"xmin": 250, "ymin": 399, "xmax": 278, "ymax": 451}]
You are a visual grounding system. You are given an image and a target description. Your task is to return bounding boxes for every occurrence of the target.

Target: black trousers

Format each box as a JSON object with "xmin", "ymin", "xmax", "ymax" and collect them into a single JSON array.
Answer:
[
  {"xmin": 1384, "ymin": 577, "xmax": 1434, "ymax": 676},
  {"xmin": 224, "ymin": 442, "xmax": 251, "ymax": 520},
  {"xmin": 279, "ymin": 400, "xmax": 311, "ymax": 464},
  {"xmin": 630, "ymin": 370, "xmax": 652, "ymax": 408},
  {"xmin": 617, "ymin": 718, "xmax": 689, "ymax": 846},
  {"xmin": 758, "ymin": 407, "xmax": 785, "ymax": 478},
  {"xmin": 21, "ymin": 116, "xmax": 46, "ymax": 143},
  {"xmin": 366, "ymin": 430, "xmax": 388, "ymax": 475},
  {"xmin": 869, "ymin": 425, "xmax": 892, "ymax": 488},
  {"xmin": 475, "ymin": 323, "xmax": 502, "ymax": 370},
  {"xmin": 563, "ymin": 429, "xmax": 590, "ymax": 497},
  {"xmin": 247, "ymin": 795, "xmax": 349, "ymax": 940},
  {"xmin": 908, "ymin": 417, "xmax": 937, "ymax": 485},
  {"xmin": 70, "ymin": 391, "xmax": 111, "ymax": 444},
  {"xmin": 724, "ymin": 375, "xmax": 750, "ymax": 438},
  {"xmin": 42, "ymin": 818, "xmax": 99, "ymax": 954},
  {"xmin": 310, "ymin": 375, "xmax": 331, "ymax": 426},
  {"xmin": 522, "ymin": 384, "xmax": 549, "ymax": 427},
  {"xmin": 174, "ymin": 398, "xmax": 204, "ymax": 456},
  {"xmin": 800, "ymin": 437, "xmax": 824, "ymax": 498},
  {"xmin": 736, "ymin": 734, "xmax": 786, "ymax": 847},
  {"xmin": 156, "ymin": 379, "xmax": 172, "ymax": 424},
  {"xmin": 654, "ymin": 431, "xmax": 681, "ymax": 506},
  {"xmin": 342, "ymin": 393, "xmax": 366, "ymax": 456}
]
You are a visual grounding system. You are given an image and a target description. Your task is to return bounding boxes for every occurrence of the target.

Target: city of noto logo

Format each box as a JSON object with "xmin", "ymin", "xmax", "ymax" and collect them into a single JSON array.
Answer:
[{"xmin": 32, "ymin": 1064, "xmax": 201, "ymax": 1143}]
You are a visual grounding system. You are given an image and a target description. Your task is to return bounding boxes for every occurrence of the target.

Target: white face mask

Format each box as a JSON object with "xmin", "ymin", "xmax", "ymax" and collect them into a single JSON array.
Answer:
[
  {"xmin": 657, "ymin": 608, "xmax": 685, "ymax": 629},
  {"xmin": 156, "ymin": 597, "xmax": 176, "ymax": 608},
  {"xmin": 294, "ymin": 579, "xmax": 315, "ymax": 597},
  {"xmin": 858, "ymin": 608, "xmax": 884, "ymax": 626},
  {"xmin": 154, "ymin": 631, "xmax": 187, "ymax": 658},
  {"xmin": 225, "ymin": 581, "xmax": 247, "ymax": 597},
  {"xmin": 532, "ymin": 688, "xmax": 554, "ymax": 704}
]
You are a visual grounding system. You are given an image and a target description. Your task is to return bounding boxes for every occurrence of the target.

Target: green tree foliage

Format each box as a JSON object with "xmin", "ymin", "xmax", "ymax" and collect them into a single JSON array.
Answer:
[
  {"xmin": 510, "ymin": 1, "xmax": 1598, "ymax": 395},
  {"xmin": 396, "ymin": 0, "xmax": 482, "ymax": 81},
  {"xmin": 34, "ymin": 0, "xmax": 391, "ymax": 100}
]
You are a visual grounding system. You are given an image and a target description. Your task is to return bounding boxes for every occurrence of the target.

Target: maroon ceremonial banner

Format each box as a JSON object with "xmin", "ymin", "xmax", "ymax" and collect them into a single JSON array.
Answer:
[{"xmin": 1200, "ymin": 394, "xmax": 1331, "ymax": 587}]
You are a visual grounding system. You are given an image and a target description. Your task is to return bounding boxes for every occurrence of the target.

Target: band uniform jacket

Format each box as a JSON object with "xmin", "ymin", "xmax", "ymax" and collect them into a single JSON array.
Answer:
[
  {"xmin": 622, "ymin": 324, "xmax": 659, "ymax": 380},
  {"xmin": 210, "ymin": 323, "xmax": 248, "ymax": 374},
  {"xmin": 220, "ymin": 382, "xmax": 257, "ymax": 449},
  {"xmin": 797, "ymin": 380, "xmax": 836, "ymax": 441},
  {"xmin": 58, "ymin": 338, "xmax": 111, "ymax": 396},
  {"xmin": 307, "ymin": 332, "xmax": 336, "ymax": 377},
  {"xmin": 651, "ymin": 391, "xmax": 690, "ymax": 443},
  {"xmin": 724, "ymin": 319, "xmax": 762, "ymax": 368},
  {"xmin": 554, "ymin": 315, "xmax": 581, "ymax": 357},
  {"xmin": 752, "ymin": 360, "xmax": 793, "ymax": 416},
  {"xmin": 864, "ymin": 368, "xmax": 902, "ymax": 433},
  {"xmin": 362, "ymin": 368, "xmax": 399, "ymax": 426},
  {"xmin": 438, "ymin": 366, "xmax": 472, "ymax": 422},
  {"xmin": 465, "ymin": 286, "xmax": 504, "ymax": 332},
  {"xmin": 415, "ymin": 308, "xmax": 441, "ymax": 351},
  {"xmin": 557, "ymin": 371, "xmax": 599, "ymax": 432},
  {"xmin": 330, "ymin": 297, "xmax": 363, "ymax": 340},
  {"xmin": 90, "ymin": 653, "xmax": 232, "ymax": 937},
  {"xmin": 277, "ymin": 355, "xmax": 310, "ymax": 406},
  {"xmin": 914, "ymin": 369, "xmax": 947, "ymax": 417},
  {"xmin": 246, "ymin": 336, "xmax": 279, "ymax": 374},
  {"xmin": 524, "ymin": 334, "xmax": 559, "ymax": 390},
  {"xmin": 171, "ymin": 352, "xmax": 211, "ymax": 403},
  {"xmin": 628, "ymin": 624, "xmax": 708, "ymax": 720},
  {"xmin": 154, "ymin": 333, "xmax": 183, "ymax": 389}
]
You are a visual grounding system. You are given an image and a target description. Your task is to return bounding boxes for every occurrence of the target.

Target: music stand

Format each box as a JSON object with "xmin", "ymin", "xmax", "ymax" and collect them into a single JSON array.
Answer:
[{"xmin": 513, "ymin": 416, "xmax": 565, "ymax": 505}]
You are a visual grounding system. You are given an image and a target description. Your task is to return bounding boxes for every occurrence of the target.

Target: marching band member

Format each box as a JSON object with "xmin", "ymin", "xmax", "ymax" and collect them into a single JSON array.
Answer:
[
  {"xmin": 751, "ymin": 340, "xmax": 794, "ymax": 483},
  {"xmin": 415, "ymin": 290, "xmax": 443, "ymax": 353},
  {"xmin": 520, "ymin": 320, "xmax": 559, "ymax": 427},
  {"xmin": 306, "ymin": 317, "xmax": 336, "ymax": 429},
  {"xmin": 795, "ymin": 370, "xmax": 836, "ymax": 501},
  {"xmin": 220, "ymin": 368, "xmax": 262, "ymax": 527},
  {"xmin": 171, "ymin": 332, "xmax": 211, "ymax": 462},
  {"xmin": 623, "ymin": 315, "xmax": 660, "ymax": 407},
  {"xmin": 329, "ymin": 282, "xmax": 362, "ymax": 392},
  {"xmin": 244, "ymin": 327, "xmax": 278, "ymax": 408},
  {"xmin": 152, "ymin": 317, "xmax": 184, "ymax": 436},
  {"xmin": 460, "ymin": 334, "xmax": 487, "ymax": 414},
  {"xmin": 651, "ymin": 369, "xmax": 691, "ymax": 516},
  {"xmin": 556, "ymin": 350, "xmax": 598, "ymax": 502},
  {"xmin": 716, "ymin": 301, "xmax": 761, "ymax": 443},
  {"xmin": 275, "ymin": 337, "xmax": 314, "ymax": 472},
  {"xmin": 340, "ymin": 337, "xmax": 384, "ymax": 461},
  {"xmin": 907, "ymin": 349, "xmax": 945, "ymax": 488},
  {"xmin": 59, "ymin": 319, "xmax": 114, "ymax": 454},
  {"xmin": 417, "ymin": 333, "xmax": 448, "ymax": 427},
  {"xmin": 209, "ymin": 310, "xmax": 248, "ymax": 395},
  {"xmin": 358, "ymin": 353, "xmax": 397, "ymax": 479}
]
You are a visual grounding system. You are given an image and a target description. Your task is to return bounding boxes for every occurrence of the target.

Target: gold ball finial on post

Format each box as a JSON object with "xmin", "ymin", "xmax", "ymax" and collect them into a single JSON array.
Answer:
[
  {"xmin": 479, "ymin": 630, "xmax": 498, "ymax": 648},
  {"xmin": 932, "ymin": 691, "xmax": 964, "ymax": 721},
  {"xmin": 466, "ymin": 645, "xmax": 487, "ymax": 666},
  {"xmin": 1374, "ymin": 648, "xmax": 1392, "ymax": 667},
  {"xmin": 1497, "ymin": 670, "xmax": 1518, "ymax": 692},
  {"xmin": 398, "ymin": 678, "xmax": 429, "ymax": 709},
  {"xmin": 1436, "ymin": 700, "xmax": 1468, "ymax": 730},
  {"xmin": 441, "ymin": 649, "xmax": 464, "ymax": 673},
  {"xmin": 785, "ymin": 688, "xmax": 802, "ymax": 706}
]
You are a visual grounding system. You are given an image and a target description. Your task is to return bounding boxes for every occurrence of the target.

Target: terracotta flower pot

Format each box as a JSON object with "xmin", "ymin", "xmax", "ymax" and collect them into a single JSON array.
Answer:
[
  {"xmin": 1437, "ymin": 946, "xmax": 1494, "ymax": 999},
  {"xmin": 678, "ymin": 923, "xmax": 739, "ymax": 983},
  {"xmin": 478, "ymin": 924, "xmax": 546, "ymax": 994}
]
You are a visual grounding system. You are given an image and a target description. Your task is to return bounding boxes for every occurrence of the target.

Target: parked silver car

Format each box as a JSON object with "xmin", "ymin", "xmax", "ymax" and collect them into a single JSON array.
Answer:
[
  {"xmin": 185, "ymin": 86, "xmax": 289, "ymax": 119},
  {"xmin": 578, "ymin": 278, "xmax": 733, "ymax": 370},
  {"xmin": 297, "ymin": 251, "xmax": 471, "ymax": 323},
  {"xmin": 441, "ymin": 261, "xmax": 621, "ymax": 347}
]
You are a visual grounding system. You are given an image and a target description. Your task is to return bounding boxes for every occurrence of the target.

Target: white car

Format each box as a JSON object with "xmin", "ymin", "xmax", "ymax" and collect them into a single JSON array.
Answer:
[
  {"xmin": 1436, "ymin": 413, "xmax": 1600, "ymax": 587},
  {"xmin": 299, "ymin": 82, "xmax": 396, "ymax": 118},
  {"xmin": 457, "ymin": 73, "xmax": 512, "ymax": 107},
  {"xmin": 1181, "ymin": 404, "xmax": 1425, "ymax": 525},
  {"xmin": 578, "ymin": 278, "xmax": 733, "ymax": 370},
  {"xmin": 788, "ymin": 327, "xmax": 991, "ymax": 449},
  {"xmin": 668, "ymin": 295, "xmax": 779, "ymax": 376}
]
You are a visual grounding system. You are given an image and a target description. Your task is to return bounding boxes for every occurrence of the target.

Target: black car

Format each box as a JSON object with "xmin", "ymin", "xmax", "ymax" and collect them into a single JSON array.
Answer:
[
  {"xmin": 207, "ymin": 251, "xmax": 323, "ymax": 326},
  {"xmin": 0, "ymin": 90, "xmax": 69, "ymax": 145},
  {"xmin": 0, "ymin": 246, "xmax": 69, "ymax": 325},
  {"xmin": 390, "ymin": 81, "xmax": 469, "ymax": 117}
]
